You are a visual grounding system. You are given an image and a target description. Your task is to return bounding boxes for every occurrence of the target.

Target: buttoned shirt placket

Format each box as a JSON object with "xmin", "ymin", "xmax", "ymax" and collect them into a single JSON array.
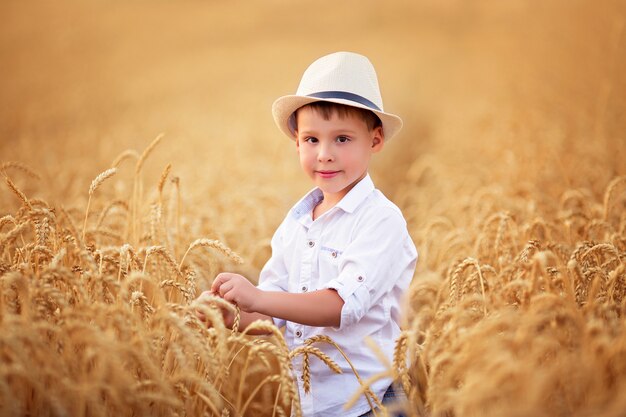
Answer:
[{"xmin": 294, "ymin": 204, "xmax": 321, "ymax": 416}]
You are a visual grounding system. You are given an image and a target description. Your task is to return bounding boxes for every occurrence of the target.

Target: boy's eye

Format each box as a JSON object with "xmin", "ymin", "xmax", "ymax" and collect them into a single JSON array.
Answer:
[
  {"xmin": 336, "ymin": 136, "xmax": 350, "ymax": 143},
  {"xmin": 304, "ymin": 137, "xmax": 318, "ymax": 143}
]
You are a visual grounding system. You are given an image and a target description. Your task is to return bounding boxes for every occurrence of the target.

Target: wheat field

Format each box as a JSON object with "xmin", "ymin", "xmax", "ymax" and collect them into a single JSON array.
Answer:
[{"xmin": 1, "ymin": 1, "xmax": 625, "ymax": 416}]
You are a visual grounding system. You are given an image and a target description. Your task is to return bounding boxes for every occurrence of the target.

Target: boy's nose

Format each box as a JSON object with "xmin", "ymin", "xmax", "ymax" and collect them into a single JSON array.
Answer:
[{"xmin": 317, "ymin": 143, "xmax": 334, "ymax": 162}]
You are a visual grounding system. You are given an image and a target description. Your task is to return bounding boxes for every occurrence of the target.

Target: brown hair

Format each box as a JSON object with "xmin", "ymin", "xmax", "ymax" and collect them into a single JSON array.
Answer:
[{"xmin": 294, "ymin": 101, "xmax": 382, "ymax": 131}]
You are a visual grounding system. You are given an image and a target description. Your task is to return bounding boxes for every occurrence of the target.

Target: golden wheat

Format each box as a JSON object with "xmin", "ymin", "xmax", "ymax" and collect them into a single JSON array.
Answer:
[{"xmin": 1, "ymin": 1, "xmax": 626, "ymax": 416}]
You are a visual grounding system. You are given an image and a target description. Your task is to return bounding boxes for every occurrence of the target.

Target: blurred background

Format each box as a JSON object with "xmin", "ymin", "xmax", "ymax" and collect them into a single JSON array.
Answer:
[
  {"xmin": 1, "ymin": 0, "xmax": 625, "ymax": 272},
  {"xmin": 2, "ymin": 3, "xmax": 626, "ymax": 415}
]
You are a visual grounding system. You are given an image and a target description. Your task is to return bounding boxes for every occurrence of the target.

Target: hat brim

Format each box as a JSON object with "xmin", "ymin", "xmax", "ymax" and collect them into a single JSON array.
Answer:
[{"xmin": 272, "ymin": 95, "xmax": 403, "ymax": 142}]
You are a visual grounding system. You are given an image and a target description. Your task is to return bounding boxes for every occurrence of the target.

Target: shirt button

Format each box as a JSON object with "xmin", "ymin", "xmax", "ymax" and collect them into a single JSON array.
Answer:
[
  {"xmin": 357, "ymin": 276, "xmax": 364, "ymax": 282},
  {"xmin": 331, "ymin": 251, "xmax": 337, "ymax": 258},
  {"xmin": 308, "ymin": 240, "xmax": 315, "ymax": 248},
  {"xmin": 301, "ymin": 286, "xmax": 308, "ymax": 292},
  {"xmin": 295, "ymin": 330, "xmax": 302, "ymax": 338}
]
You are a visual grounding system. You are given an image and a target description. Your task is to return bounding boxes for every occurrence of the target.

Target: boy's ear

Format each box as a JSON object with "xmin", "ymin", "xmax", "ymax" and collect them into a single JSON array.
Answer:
[
  {"xmin": 371, "ymin": 126, "xmax": 384, "ymax": 153},
  {"xmin": 295, "ymin": 132, "xmax": 300, "ymax": 152}
]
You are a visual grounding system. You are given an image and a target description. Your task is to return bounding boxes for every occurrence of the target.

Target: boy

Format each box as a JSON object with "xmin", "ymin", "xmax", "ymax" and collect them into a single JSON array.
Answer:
[{"xmin": 196, "ymin": 51, "xmax": 417, "ymax": 417}]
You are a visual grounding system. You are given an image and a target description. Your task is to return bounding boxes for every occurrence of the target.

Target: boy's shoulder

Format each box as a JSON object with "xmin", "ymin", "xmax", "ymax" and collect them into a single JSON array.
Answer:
[
  {"xmin": 365, "ymin": 188, "xmax": 404, "ymax": 216},
  {"xmin": 323, "ymin": 184, "xmax": 408, "ymax": 235},
  {"xmin": 355, "ymin": 187, "xmax": 408, "ymax": 227}
]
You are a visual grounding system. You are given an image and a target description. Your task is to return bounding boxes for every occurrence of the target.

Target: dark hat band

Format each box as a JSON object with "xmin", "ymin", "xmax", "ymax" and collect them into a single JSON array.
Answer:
[{"xmin": 306, "ymin": 91, "xmax": 381, "ymax": 111}]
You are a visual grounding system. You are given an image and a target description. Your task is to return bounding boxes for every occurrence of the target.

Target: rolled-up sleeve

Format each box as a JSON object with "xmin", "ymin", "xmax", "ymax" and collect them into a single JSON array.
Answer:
[
  {"xmin": 322, "ymin": 207, "xmax": 413, "ymax": 329},
  {"xmin": 257, "ymin": 219, "xmax": 289, "ymax": 328}
]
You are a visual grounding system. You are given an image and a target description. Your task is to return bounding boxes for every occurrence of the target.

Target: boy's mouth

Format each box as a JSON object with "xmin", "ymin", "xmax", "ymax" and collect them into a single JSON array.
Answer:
[{"xmin": 316, "ymin": 170, "xmax": 340, "ymax": 179}]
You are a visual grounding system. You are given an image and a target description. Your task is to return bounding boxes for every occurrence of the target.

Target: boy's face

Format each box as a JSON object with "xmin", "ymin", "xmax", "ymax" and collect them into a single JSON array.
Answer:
[{"xmin": 295, "ymin": 106, "xmax": 384, "ymax": 206}]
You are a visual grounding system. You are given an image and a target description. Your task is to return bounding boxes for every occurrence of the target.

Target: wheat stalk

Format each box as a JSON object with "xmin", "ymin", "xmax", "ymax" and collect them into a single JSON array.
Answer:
[
  {"xmin": 95, "ymin": 199, "xmax": 129, "ymax": 230},
  {"xmin": 131, "ymin": 133, "xmax": 164, "ymax": 244},
  {"xmin": 111, "ymin": 149, "xmax": 140, "ymax": 168}
]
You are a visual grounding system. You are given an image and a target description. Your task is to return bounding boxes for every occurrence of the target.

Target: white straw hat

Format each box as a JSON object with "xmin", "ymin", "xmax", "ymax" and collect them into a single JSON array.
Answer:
[{"xmin": 272, "ymin": 51, "xmax": 403, "ymax": 141}]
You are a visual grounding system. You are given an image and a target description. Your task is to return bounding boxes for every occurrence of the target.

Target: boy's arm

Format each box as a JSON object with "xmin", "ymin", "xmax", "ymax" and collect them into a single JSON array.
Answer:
[
  {"xmin": 212, "ymin": 273, "xmax": 344, "ymax": 327},
  {"xmin": 256, "ymin": 289, "xmax": 344, "ymax": 327}
]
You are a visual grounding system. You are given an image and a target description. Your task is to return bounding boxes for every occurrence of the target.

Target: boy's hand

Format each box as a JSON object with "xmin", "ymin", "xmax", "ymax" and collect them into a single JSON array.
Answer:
[{"xmin": 211, "ymin": 272, "xmax": 261, "ymax": 313}]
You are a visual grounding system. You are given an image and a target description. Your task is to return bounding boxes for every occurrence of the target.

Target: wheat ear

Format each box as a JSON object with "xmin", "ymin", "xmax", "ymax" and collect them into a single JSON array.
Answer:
[
  {"xmin": 158, "ymin": 163, "xmax": 172, "ymax": 204},
  {"xmin": 303, "ymin": 334, "xmax": 382, "ymax": 412},
  {"xmin": 179, "ymin": 238, "xmax": 244, "ymax": 269},
  {"xmin": 0, "ymin": 161, "xmax": 41, "ymax": 180},
  {"xmin": 603, "ymin": 176, "xmax": 626, "ymax": 221},
  {"xmin": 4, "ymin": 176, "xmax": 33, "ymax": 211},
  {"xmin": 82, "ymin": 168, "xmax": 117, "ymax": 242},
  {"xmin": 142, "ymin": 245, "xmax": 183, "ymax": 278}
]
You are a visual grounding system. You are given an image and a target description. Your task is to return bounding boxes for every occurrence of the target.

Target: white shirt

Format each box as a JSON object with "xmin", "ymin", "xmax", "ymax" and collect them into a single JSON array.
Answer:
[{"xmin": 258, "ymin": 174, "xmax": 418, "ymax": 417}]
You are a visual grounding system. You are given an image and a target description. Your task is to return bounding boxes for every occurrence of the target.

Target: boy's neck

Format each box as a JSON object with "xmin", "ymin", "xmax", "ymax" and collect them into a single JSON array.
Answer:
[
  {"xmin": 310, "ymin": 189, "xmax": 349, "ymax": 221},
  {"xmin": 313, "ymin": 188, "xmax": 349, "ymax": 220},
  {"xmin": 312, "ymin": 198, "xmax": 330, "ymax": 221}
]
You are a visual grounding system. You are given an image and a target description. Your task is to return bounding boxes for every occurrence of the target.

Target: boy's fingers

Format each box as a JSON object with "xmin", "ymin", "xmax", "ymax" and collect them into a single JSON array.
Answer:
[
  {"xmin": 196, "ymin": 290, "xmax": 213, "ymax": 301},
  {"xmin": 211, "ymin": 273, "xmax": 230, "ymax": 293},
  {"xmin": 223, "ymin": 288, "xmax": 237, "ymax": 305},
  {"xmin": 218, "ymin": 281, "xmax": 235, "ymax": 298}
]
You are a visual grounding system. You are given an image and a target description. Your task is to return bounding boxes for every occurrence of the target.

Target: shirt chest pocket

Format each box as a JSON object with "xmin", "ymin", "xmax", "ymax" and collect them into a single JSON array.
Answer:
[{"xmin": 318, "ymin": 244, "xmax": 343, "ymax": 280}]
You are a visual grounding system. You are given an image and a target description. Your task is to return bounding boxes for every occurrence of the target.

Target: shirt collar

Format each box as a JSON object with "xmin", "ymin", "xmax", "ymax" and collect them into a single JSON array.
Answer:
[
  {"xmin": 335, "ymin": 173, "xmax": 375, "ymax": 213},
  {"xmin": 291, "ymin": 188, "xmax": 324, "ymax": 220},
  {"xmin": 290, "ymin": 173, "xmax": 375, "ymax": 220}
]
